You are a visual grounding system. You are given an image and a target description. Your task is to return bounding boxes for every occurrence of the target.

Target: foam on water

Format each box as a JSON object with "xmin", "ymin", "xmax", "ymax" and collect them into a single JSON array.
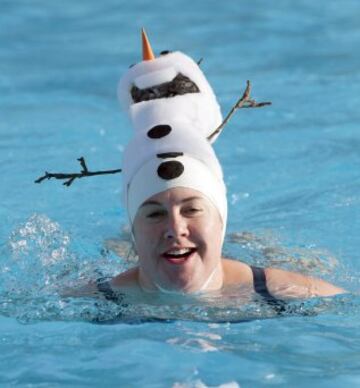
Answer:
[{"xmin": 0, "ymin": 213, "xmax": 356, "ymax": 326}]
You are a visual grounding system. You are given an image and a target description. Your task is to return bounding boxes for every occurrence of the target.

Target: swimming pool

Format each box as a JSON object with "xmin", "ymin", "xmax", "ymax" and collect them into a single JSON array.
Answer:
[{"xmin": 1, "ymin": 0, "xmax": 360, "ymax": 386}]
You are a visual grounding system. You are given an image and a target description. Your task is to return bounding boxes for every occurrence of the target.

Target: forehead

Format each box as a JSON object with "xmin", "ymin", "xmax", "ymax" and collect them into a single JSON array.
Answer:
[
  {"xmin": 134, "ymin": 186, "xmax": 223, "ymax": 230},
  {"xmin": 141, "ymin": 187, "xmax": 208, "ymax": 207}
]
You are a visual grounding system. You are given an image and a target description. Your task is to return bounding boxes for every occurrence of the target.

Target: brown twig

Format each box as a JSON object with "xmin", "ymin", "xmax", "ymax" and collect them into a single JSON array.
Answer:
[
  {"xmin": 34, "ymin": 157, "xmax": 122, "ymax": 187},
  {"xmin": 207, "ymin": 80, "xmax": 272, "ymax": 142}
]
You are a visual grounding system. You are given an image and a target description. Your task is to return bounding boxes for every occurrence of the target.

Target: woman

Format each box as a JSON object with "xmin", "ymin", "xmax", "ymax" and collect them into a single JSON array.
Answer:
[
  {"xmin": 92, "ymin": 186, "xmax": 344, "ymax": 302},
  {"xmin": 71, "ymin": 30, "xmax": 345, "ymax": 303}
]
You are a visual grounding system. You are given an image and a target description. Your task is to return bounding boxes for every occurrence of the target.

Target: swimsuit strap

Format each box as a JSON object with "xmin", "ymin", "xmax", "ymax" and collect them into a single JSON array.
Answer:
[
  {"xmin": 96, "ymin": 277, "xmax": 121, "ymax": 303},
  {"xmin": 250, "ymin": 266, "xmax": 273, "ymax": 298},
  {"xmin": 250, "ymin": 266, "xmax": 287, "ymax": 313}
]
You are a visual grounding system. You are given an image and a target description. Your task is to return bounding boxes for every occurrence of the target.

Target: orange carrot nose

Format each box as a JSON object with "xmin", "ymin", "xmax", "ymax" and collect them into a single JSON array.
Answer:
[{"xmin": 142, "ymin": 28, "xmax": 155, "ymax": 61}]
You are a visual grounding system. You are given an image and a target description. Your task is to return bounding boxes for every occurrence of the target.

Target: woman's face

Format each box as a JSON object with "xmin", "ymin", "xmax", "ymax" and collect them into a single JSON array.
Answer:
[{"xmin": 133, "ymin": 187, "xmax": 224, "ymax": 293}]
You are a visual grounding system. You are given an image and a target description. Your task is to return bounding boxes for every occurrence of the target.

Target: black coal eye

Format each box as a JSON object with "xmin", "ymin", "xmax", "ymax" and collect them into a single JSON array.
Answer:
[
  {"xmin": 157, "ymin": 160, "xmax": 184, "ymax": 180},
  {"xmin": 129, "ymin": 64, "xmax": 135, "ymax": 68},
  {"xmin": 160, "ymin": 50, "xmax": 172, "ymax": 55}
]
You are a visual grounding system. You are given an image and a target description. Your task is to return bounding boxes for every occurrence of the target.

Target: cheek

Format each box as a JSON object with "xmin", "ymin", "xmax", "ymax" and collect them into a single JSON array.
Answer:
[
  {"xmin": 192, "ymin": 218, "xmax": 222, "ymax": 246},
  {"xmin": 195, "ymin": 215, "xmax": 223, "ymax": 250},
  {"xmin": 133, "ymin": 223, "xmax": 161, "ymax": 256}
]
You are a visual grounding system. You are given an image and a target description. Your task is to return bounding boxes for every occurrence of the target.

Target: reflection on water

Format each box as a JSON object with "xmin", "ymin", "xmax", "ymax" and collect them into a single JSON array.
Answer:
[
  {"xmin": 0, "ymin": 213, "xmax": 356, "ymax": 324},
  {"xmin": 226, "ymin": 231, "xmax": 339, "ymax": 275}
]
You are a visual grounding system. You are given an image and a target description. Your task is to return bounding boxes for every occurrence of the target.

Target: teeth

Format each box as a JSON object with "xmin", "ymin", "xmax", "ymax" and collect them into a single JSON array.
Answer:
[{"xmin": 166, "ymin": 248, "xmax": 193, "ymax": 256}]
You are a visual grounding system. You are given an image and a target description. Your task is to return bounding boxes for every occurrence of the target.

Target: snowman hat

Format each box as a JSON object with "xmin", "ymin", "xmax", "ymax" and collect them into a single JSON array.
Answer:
[
  {"xmin": 118, "ymin": 29, "xmax": 223, "ymax": 142},
  {"xmin": 119, "ymin": 30, "xmax": 227, "ymax": 238}
]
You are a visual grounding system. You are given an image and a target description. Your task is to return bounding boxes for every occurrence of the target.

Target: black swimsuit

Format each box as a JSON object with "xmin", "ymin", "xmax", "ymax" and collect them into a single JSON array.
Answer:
[
  {"xmin": 93, "ymin": 267, "xmax": 294, "ymax": 324},
  {"xmin": 250, "ymin": 266, "xmax": 287, "ymax": 313},
  {"xmin": 96, "ymin": 277, "xmax": 123, "ymax": 303},
  {"xmin": 96, "ymin": 266, "xmax": 286, "ymax": 310}
]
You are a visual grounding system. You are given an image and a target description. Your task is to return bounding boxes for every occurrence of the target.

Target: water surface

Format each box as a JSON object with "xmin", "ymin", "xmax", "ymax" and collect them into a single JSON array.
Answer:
[{"xmin": 1, "ymin": 0, "xmax": 360, "ymax": 386}]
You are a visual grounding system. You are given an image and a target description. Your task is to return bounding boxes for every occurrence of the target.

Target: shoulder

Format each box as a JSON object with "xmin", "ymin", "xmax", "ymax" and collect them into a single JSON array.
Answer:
[
  {"xmin": 111, "ymin": 267, "xmax": 140, "ymax": 289},
  {"xmin": 220, "ymin": 260, "xmax": 345, "ymax": 299},
  {"xmin": 264, "ymin": 267, "xmax": 346, "ymax": 298},
  {"xmin": 60, "ymin": 267, "xmax": 140, "ymax": 299},
  {"xmin": 221, "ymin": 258, "xmax": 253, "ymax": 286}
]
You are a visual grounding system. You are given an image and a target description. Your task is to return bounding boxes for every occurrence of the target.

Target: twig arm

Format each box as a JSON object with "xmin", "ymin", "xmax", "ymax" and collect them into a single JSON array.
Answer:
[
  {"xmin": 78, "ymin": 157, "xmax": 89, "ymax": 173},
  {"xmin": 207, "ymin": 80, "xmax": 271, "ymax": 142},
  {"xmin": 35, "ymin": 157, "xmax": 122, "ymax": 187}
]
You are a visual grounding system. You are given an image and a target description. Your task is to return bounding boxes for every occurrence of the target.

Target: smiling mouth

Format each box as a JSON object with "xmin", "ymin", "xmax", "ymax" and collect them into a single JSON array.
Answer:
[
  {"xmin": 131, "ymin": 73, "xmax": 200, "ymax": 103},
  {"xmin": 162, "ymin": 247, "xmax": 197, "ymax": 264}
]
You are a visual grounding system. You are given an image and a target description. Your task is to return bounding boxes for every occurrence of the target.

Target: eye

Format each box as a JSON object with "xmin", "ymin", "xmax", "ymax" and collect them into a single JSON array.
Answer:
[
  {"xmin": 129, "ymin": 63, "xmax": 135, "ymax": 68},
  {"xmin": 160, "ymin": 50, "xmax": 172, "ymax": 55},
  {"xmin": 146, "ymin": 210, "xmax": 166, "ymax": 219},
  {"xmin": 184, "ymin": 207, "xmax": 202, "ymax": 216}
]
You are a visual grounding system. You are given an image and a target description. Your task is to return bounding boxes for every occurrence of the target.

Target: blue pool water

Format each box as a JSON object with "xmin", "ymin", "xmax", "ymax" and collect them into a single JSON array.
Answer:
[{"xmin": 1, "ymin": 0, "xmax": 360, "ymax": 386}]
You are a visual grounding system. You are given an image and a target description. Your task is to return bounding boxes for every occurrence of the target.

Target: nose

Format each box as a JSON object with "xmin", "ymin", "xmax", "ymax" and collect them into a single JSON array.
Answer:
[{"xmin": 164, "ymin": 212, "xmax": 189, "ymax": 240}]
